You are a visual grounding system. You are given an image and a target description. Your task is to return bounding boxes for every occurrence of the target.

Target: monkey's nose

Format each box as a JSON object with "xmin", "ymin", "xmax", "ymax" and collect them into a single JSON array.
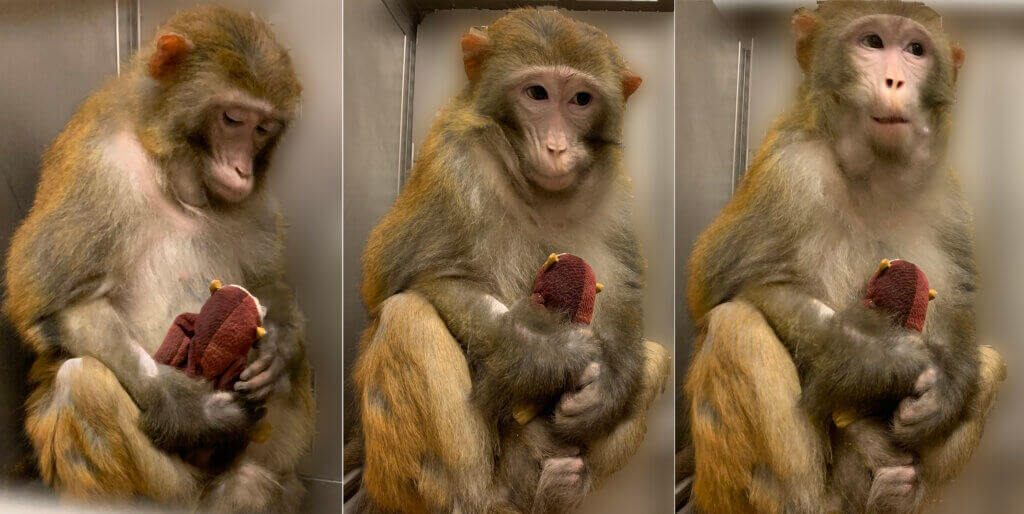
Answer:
[
  {"xmin": 235, "ymin": 165, "xmax": 253, "ymax": 178},
  {"xmin": 546, "ymin": 136, "xmax": 568, "ymax": 155},
  {"xmin": 885, "ymin": 77, "xmax": 905, "ymax": 89}
]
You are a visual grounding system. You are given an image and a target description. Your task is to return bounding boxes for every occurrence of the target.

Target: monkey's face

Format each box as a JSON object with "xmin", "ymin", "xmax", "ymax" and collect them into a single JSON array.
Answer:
[
  {"xmin": 841, "ymin": 14, "xmax": 938, "ymax": 154},
  {"xmin": 202, "ymin": 96, "xmax": 283, "ymax": 203},
  {"xmin": 507, "ymin": 66, "xmax": 600, "ymax": 192}
]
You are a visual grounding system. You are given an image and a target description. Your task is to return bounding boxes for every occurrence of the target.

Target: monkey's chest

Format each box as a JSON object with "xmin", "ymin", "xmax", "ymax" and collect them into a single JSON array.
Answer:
[
  {"xmin": 803, "ymin": 219, "xmax": 951, "ymax": 308},
  {"xmin": 118, "ymin": 231, "xmax": 247, "ymax": 355}
]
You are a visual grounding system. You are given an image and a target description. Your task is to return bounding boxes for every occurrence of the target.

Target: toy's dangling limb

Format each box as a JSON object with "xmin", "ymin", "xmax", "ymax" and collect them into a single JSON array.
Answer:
[
  {"xmin": 542, "ymin": 253, "xmax": 560, "ymax": 271},
  {"xmin": 513, "ymin": 404, "xmax": 540, "ymax": 425}
]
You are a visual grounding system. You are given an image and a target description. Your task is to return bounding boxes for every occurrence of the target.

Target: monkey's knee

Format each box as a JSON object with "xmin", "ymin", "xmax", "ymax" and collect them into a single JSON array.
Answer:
[
  {"xmin": 975, "ymin": 345, "xmax": 1006, "ymax": 415},
  {"xmin": 638, "ymin": 341, "xmax": 670, "ymax": 410},
  {"xmin": 355, "ymin": 293, "xmax": 490, "ymax": 512},
  {"xmin": 27, "ymin": 357, "xmax": 194, "ymax": 502},
  {"xmin": 686, "ymin": 301, "xmax": 825, "ymax": 513}
]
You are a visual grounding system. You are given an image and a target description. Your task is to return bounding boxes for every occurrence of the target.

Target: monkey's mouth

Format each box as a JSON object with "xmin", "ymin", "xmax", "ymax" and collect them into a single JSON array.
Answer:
[{"xmin": 872, "ymin": 116, "xmax": 909, "ymax": 125}]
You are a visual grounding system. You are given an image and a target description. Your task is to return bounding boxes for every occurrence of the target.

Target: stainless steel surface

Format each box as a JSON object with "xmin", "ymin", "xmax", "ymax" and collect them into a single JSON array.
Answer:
[
  {"xmin": 342, "ymin": 0, "xmax": 409, "ymax": 447},
  {"xmin": 408, "ymin": 8, "xmax": 675, "ymax": 511},
  {"xmin": 139, "ymin": 1, "xmax": 344, "ymax": 509},
  {"xmin": 0, "ymin": 0, "xmax": 121, "ymax": 480},
  {"xmin": 674, "ymin": 0, "xmax": 740, "ymax": 454}
]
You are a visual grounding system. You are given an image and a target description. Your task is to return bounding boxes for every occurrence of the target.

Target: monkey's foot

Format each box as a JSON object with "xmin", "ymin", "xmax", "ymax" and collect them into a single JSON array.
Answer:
[
  {"xmin": 532, "ymin": 456, "xmax": 591, "ymax": 514},
  {"xmin": 866, "ymin": 465, "xmax": 920, "ymax": 513}
]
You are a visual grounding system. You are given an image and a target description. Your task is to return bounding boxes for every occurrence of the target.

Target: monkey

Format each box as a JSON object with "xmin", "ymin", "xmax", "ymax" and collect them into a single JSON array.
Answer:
[
  {"xmin": 350, "ymin": 9, "xmax": 670, "ymax": 514},
  {"xmin": 683, "ymin": 2, "xmax": 1005, "ymax": 513},
  {"xmin": 3, "ymin": 7, "xmax": 314, "ymax": 512}
]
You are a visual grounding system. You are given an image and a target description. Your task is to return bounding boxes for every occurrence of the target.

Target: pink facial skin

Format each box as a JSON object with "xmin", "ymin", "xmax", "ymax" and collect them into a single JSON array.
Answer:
[
  {"xmin": 507, "ymin": 66, "xmax": 601, "ymax": 192},
  {"xmin": 844, "ymin": 14, "xmax": 936, "ymax": 149},
  {"xmin": 205, "ymin": 103, "xmax": 281, "ymax": 203}
]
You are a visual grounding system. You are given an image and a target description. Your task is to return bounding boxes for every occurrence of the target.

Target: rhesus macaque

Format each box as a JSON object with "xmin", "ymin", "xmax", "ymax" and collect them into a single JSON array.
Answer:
[
  {"xmin": 351, "ymin": 9, "xmax": 669, "ymax": 514},
  {"xmin": 684, "ymin": 2, "xmax": 1005, "ymax": 513},
  {"xmin": 3, "ymin": 7, "xmax": 314, "ymax": 512}
]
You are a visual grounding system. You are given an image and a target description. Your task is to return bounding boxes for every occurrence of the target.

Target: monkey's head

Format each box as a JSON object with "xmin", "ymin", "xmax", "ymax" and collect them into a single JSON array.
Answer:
[
  {"xmin": 138, "ymin": 7, "xmax": 301, "ymax": 205},
  {"xmin": 793, "ymin": 1, "xmax": 963, "ymax": 171},
  {"xmin": 461, "ymin": 9, "xmax": 641, "ymax": 193}
]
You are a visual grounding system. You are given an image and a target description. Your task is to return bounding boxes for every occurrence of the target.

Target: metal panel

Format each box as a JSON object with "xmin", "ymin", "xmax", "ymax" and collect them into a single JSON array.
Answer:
[
  {"xmin": 0, "ymin": 0, "xmax": 120, "ymax": 478},
  {"xmin": 410, "ymin": 8, "xmax": 675, "ymax": 512},
  {"xmin": 674, "ymin": 0, "xmax": 740, "ymax": 460},
  {"xmin": 341, "ymin": 0, "xmax": 409, "ymax": 450},
  {"xmin": 139, "ymin": 1, "xmax": 345, "ymax": 508}
]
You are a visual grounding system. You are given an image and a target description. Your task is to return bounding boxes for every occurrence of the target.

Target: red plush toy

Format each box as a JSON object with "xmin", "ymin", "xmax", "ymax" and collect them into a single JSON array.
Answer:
[
  {"xmin": 514, "ymin": 253, "xmax": 603, "ymax": 425},
  {"xmin": 154, "ymin": 279, "xmax": 267, "ymax": 391},
  {"xmin": 835, "ymin": 258, "xmax": 937, "ymax": 429},
  {"xmin": 530, "ymin": 253, "xmax": 603, "ymax": 325},
  {"xmin": 863, "ymin": 258, "xmax": 937, "ymax": 332}
]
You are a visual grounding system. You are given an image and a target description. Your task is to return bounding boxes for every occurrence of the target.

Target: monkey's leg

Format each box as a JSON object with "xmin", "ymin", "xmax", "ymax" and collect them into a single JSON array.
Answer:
[
  {"xmin": 685, "ymin": 301, "xmax": 828, "ymax": 514},
  {"xmin": 587, "ymin": 340, "xmax": 670, "ymax": 478},
  {"xmin": 352, "ymin": 292, "xmax": 500, "ymax": 513},
  {"xmin": 25, "ymin": 355, "xmax": 198, "ymax": 504},
  {"xmin": 199, "ymin": 363, "xmax": 315, "ymax": 513},
  {"xmin": 918, "ymin": 345, "xmax": 1005, "ymax": 505}
]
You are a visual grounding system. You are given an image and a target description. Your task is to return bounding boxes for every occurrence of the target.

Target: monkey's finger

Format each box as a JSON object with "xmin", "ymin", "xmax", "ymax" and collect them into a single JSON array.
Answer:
[
  {"xmin": 897, "ymin": 390, "xmax": 940, "ymax": 425},
  {"xmin": 236, "ymin": 360, "xmax": 283, "ymax": 394},
  {"xmin": 557, "ymin": 382, "xmax": 600, "ymax": 416},
  {"xmin": 576, "ymin": 361, "xmax": 601, "ymax": 388},
  {"xmin": 913, "ymin": 366, "xmax": 938, "ymax": 394},
  {"xmin": 240, "ymin": 352, "xmax": 275, "ymax": 381}
]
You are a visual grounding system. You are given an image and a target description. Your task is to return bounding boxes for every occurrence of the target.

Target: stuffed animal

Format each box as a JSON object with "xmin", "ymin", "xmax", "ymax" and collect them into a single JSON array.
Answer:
[
  {"xmin": 833, "ymin": 258, "xmax": 937, "ymax": 428},
  {"xmin": 514, "ymin": 253, "xmax": 603, "ymax": 425},
  {"xmin": 154, "ymin": 279, "xmax": 267, "ymax": 391},
  {"xmin": 530, "ymin": 252, "xmax": 603, "ymax": 324},
  {"xmin": 863, "ymin": 258, "xmax": 937, "ymax": 332}
]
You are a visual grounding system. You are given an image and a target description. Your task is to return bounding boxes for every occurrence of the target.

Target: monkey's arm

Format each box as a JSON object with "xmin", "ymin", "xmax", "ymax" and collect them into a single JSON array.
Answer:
[
  {"xmin": 738, "ymin": 284, "xmax": 930, "ymax": 420},
  {"xmin": 48, "ymin": 297, "xmax": 261, "ymax": 453},
  {"xmin": 237, "ymin": 275, "xmax": 306, "ymax": 402},
  {"xmin": 412, "ymin": 277, "xmax": 598, "ymax": 423}
]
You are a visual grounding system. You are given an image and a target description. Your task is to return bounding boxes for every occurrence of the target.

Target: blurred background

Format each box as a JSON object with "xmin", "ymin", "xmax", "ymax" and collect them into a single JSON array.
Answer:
[
  {"xmin": 676, "ymin": 1, "xmax": 1024, "ymax": 512},
  {"xmin": 0, "ymin": 0, "xmax": 342, "ymax": 511},
  {"xmin": 344, "ymin": 1, "xmax": 674, "ymax": 512}
]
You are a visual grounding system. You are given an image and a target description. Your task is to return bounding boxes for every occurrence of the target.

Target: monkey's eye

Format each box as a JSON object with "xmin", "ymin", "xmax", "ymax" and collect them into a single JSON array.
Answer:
[
  {"xmin": 526, "ymin": 85, "xmax": 549, "ymax": 101},
  {"xmin": 222, "ymin": 111, "xmax": 243, "ymax": 126},
  {"xmin": 571, "ymin": 92, "xmax": 592, "ymax": 106},
  {"xmin": 861, "ymin": 34, "xmax": 884, "ymax": 49},
  {"xmin": 256, "ymin": 124, "xmax": 270, "ymax": 135},
  {"xmin": 905, "ymin": 42, "xmax": 925, "ymax": 57}
]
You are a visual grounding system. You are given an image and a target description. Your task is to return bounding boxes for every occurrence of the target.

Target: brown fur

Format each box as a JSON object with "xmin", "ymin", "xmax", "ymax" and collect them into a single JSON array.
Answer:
[
  {"xmin": 4, "ymin": 7, "xmax": 313, "ymax": 510},
  {"xmin": 351, "ymin": 9, "xmax": 669, "ymax": 513},
  {"xmin": 683, "ymin": 2, "xmax": 1004, "ymax": 512}
]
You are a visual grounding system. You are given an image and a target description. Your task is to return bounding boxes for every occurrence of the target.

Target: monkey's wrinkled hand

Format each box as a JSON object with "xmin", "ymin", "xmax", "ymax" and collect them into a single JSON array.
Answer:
[
  {"xmin": 139, "ymin": 365, "xmax": 265, "ymax": 455},
  {"xmin": 893, "ymin": 366, "xmax": 958, "ymax": 445},
  {"xmin": 799, "ymin": 307, "xmax": 930, "ymax": 421},
  {"xmin": 235, "ymin": 321, "xmax": 287, "ymax": 402},
  {"xmin": 553, "ymin": 360, "xmax": 621, "ymax": 439}
]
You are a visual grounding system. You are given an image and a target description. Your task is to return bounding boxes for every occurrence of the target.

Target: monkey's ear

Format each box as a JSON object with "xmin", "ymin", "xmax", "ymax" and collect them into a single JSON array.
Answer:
[
  {"xmin": 622, "ymin": 70, "xmax": 642, "ymax": 101},
  {"xmin": 791, "ymin": 8, "xmax": 819, "ymax": 73},
  {"xmin": 951, "ymin": 44, "xmax": 965, "ymax": 81},
  {"xmin": 460, "ymin": 27, "xmax": 489, "ymax": 82},
  {"xmin": 148, "ymin": 33, "xmax": 192, "ymax": 81}
]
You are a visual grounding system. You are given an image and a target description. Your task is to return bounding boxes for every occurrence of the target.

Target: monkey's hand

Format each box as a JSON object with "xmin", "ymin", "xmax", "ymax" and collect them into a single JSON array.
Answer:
[
  {"xmin": 234, "ymin": 320, "xmax": 288, "ymax": 402},
  {"xmin": 892, "ymin": 365, "xmax": 962, "ymax": 446},
  {"xmin": 799, "ymin": 306, "xmax": 930, "ymax": 421},
  {"xmin": 139, "ymin": 364, "xmax": 265, "ymax": 455},
  {"xmin": 470, "ymin": 299, "xmax": 599, "ymax": 423}
]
